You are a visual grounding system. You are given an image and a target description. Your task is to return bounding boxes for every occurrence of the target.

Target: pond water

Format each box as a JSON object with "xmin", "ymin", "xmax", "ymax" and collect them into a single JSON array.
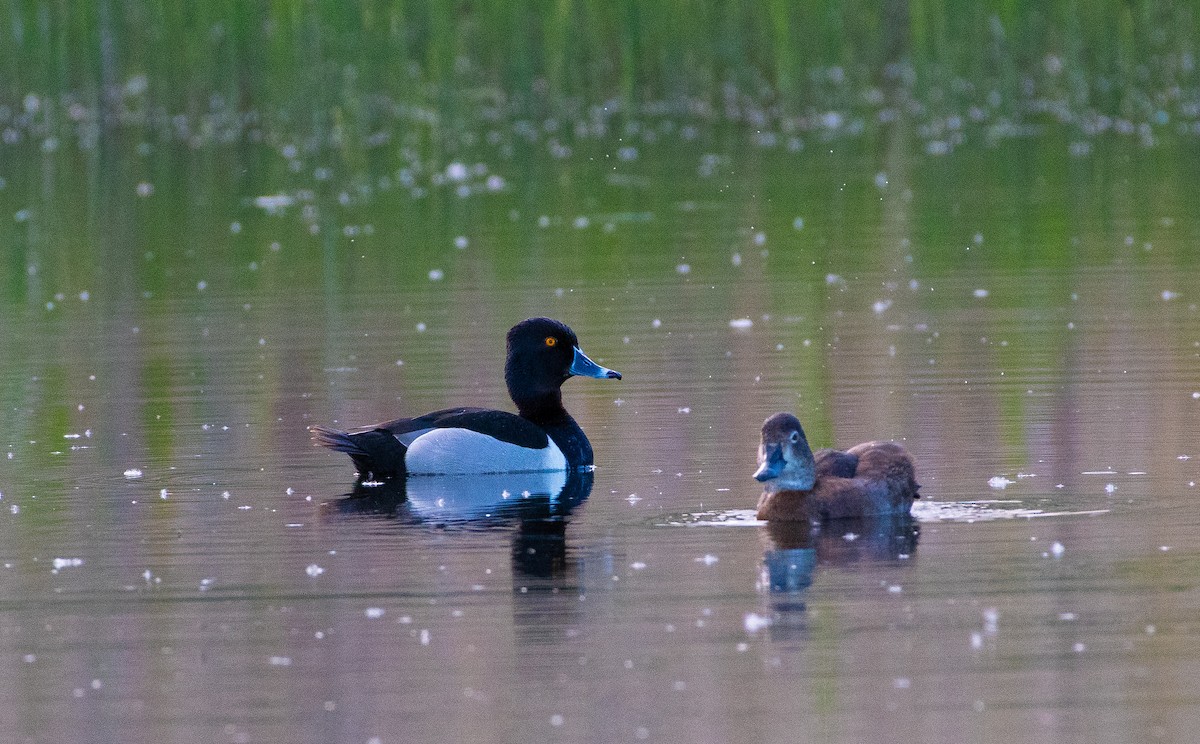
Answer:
[{"xmin": 3, "ymin": 73, "xmax": 1200, "ymax": 744}]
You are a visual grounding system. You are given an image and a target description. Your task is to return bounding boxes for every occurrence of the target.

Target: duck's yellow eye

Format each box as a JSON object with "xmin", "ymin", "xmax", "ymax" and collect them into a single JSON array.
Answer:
[{"xmin": 545, "ymin": 336, "xmax": 557, "ymax": 347}]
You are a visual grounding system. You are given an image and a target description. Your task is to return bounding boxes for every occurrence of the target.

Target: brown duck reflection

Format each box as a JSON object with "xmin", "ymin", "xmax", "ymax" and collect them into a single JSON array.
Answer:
[{"xmin": 757, "ymin": 515, "xmax": 919, "ymax": 641}]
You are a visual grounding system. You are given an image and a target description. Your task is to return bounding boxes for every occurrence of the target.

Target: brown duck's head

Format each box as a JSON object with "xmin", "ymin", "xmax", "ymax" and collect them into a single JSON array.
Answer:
[{"xmin": 753, "ymin": 412, "xmax": 817, "ymax": 493}]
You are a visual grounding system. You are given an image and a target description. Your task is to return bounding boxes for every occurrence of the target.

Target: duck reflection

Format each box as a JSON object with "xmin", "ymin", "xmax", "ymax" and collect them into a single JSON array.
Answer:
[
  {"xmin": 321, "ymin": 469, "xmax": 592, "ymax": 529},
  {"xmin": 757, "ymin": 515, "xmax": 920, "ymax": 641}
]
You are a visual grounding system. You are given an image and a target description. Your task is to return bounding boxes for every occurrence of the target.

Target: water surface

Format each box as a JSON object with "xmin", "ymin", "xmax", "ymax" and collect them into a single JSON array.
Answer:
[{"xmin": 2, "ymin": 45, "xmax": 1200, "ymax": 744}]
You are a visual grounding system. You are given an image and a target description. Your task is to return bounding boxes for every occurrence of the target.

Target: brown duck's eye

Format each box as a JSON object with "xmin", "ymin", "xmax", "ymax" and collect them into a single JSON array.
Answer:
[
  {"xmin": 789, "ymin": 431, "xmax": 800, "ymax": 443},
  {"xmin": 545, "ymin": 336, "xmax": 558, "ymax": 347}
]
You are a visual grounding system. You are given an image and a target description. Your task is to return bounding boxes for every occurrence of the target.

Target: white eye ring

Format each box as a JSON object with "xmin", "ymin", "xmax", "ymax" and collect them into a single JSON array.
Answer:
[{"xmin": 789, "ymin": 431, "xmax": 800, "ymax": 443}]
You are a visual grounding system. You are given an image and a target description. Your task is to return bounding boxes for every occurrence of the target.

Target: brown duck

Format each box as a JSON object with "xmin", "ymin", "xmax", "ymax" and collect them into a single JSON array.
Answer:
[{"xmin": 753, "ymin": 412, "xmax": 919, "ymax": 522}]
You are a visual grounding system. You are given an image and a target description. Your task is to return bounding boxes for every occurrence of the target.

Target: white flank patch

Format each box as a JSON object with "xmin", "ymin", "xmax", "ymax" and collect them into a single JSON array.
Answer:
[{"xmin": 404, "ymin": 428, "xmax": 567, "ymax": 475}]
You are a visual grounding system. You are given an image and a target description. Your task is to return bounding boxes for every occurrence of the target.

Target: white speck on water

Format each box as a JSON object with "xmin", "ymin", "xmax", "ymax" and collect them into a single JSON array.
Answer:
[
  {"xmin": 1050, "ymin": 542, "xmax": 1065, "ymax": 557},
  {"xmin": 1059, "ymin": 612, "xmax": 1077, "ymax": 621},
  {"xmin": 159, "ymin": 489, "xmax": 169, "ymax": 499},
  {"xmin": 731, "ymin": 253, "xmax": 742, "ymax": 266},
  {"xmin": 1073, "ymin": 642, "xmax": 1087, "ymax": 653},
  {"xmin": 79, "ymin": 291, "xmax": 90, "ymax": 302},
  {"xmin": 428, "ymin": 269, "xmax": 444, "ymax": 281},
  {"xmin": 677, "ymin": 407, "xmax": 691, "ymax": 414},
  {"xmin": 843, "ymin": 532, "xmax": 858, "ymax": 541},
  {"xmin": 1104, "ymin": 483, "xmax": 1116, "ymax": 494},
  {"xmin": 630, "ymin": 562, "xmax": 647, "ymax": 570},
  {"xmin": 1192, "ymin": 392, "xmax": 1199, "ymax": 399},
  {"xmin": 454, "ymin": 235, "xmax": 469, "ymax": 249},
  {"xmin": 365, "ymin": 607, "xmax": 385, "ymax": 619},
  {"xmin": 973, "ymin": 288, "xmax": 989, "ymax": 298},
  {"xmin": 744, "ymin": 612, "xmax": 772, "ymax": 633},
  {"xmin": 887, "ymin": 584, "xmax": 903, "ymax": 594},
  {"xmin": 1145, "ymin": 624, "xmax": 1157, "ymax": 635},
  {"xmin": 222, "ymin": 491, "xmax": 231, "ymax": 500},
  {"xmin": 626, "ymin": 493, "xmax": 641, "ymax": 504},
  {"xmin": 416, "ymin": 322, "xmax": 427, "ymax": 332},
  {"xmin": 676, "ymin": 263, "xmax": 691, "ymax": 274},
  {"xmin": 196, "ymin": 280, "xmax": 207, "ymax": 291},
  {"xmin": 696, "ymin": 554, "xmax": 719, "ymax": 566},
  {"xmin": 825, "ymin": 273, "xmax": 842, "ymax": 284},
  {"xmin": 573, "ymin": 216, "xmax": 590, "ymax": 229},
  {"xmin": 983, "ymin": 608, "xmax": 999, "ymax": 633},
  {"xmin": 729, "ymin": 318, "xmax": 753, "ymax": 330},
  {"xmin": 269, "ymin": 656, "xmax": 292, "ymax": 666},
  {"xmin": 124, "ymin": 468, "xmax": 143, "ymax": 479},
  {"xmin": 988, "ymin": 476, "xmax": 1014, "ymax": 489},
  {"xmin": 550, "ymin": 714, "xmax": 565, "ymax": 727},
  {"xmin": 793, "ymin": 217, "xmax": 805, "ymax": 230},
  {"xmin": 305, "ymin": 564, "xmax": 325, "ymax": 578},
  {"xmin": 893, "ymin": 677, "xmax": 911, "ymax": 689},
  {"xmin": 23, "ymin": 654, "xmax": 36, "ymax": 663},
  {"xmin": 445, "ymin": 162, "xmax": 468, "ymax": 181},
  {"xmin": 10, "ymin": 504, "xmax": 18, "ymax": 514},
  {"xmin": 420, "ymin": 629, "xmax": 431, "ymax": 645},
  {"xmin": 1162, "ymin": 290, "xmax": 1178, "ymax": 301},
  {"xmin": 872, "ymin": 299, "xmax": 892, "ymax": 314},
  {"xmin": 970, "ymin": 632, "xmax": 983, "ymax": 650},
  {"xmin": 651, "ymin": 319, "xmax": 662, "ymax": 329},
  {"xmin": 52, "ymin": 558, "xmax": 83, "ymax": 571},
  {"xmin": 753, "ymin": 232, "xmax": 767, "ymax": 245},
  {"xmin": 253, "ymin": 194, "xmax": 293, "ymax": 213}
]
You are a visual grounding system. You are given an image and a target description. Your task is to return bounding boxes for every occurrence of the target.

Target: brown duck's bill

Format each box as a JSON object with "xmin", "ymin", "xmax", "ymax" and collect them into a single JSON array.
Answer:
[{"xmin": 754, "ymin": 445, "xmax": 785, "ymax": 481}]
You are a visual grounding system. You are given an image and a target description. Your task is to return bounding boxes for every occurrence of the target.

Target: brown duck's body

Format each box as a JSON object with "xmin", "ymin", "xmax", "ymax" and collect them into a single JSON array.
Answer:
[{"xmin": 753, "ymin": 415, "xmax": 920, "ymax": 522}]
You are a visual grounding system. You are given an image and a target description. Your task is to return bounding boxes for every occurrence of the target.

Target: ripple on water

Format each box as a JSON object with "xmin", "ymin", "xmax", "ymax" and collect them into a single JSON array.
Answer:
[{"xmin": 668, "ymin": 500, "xmax": 1110, "ymax": 526}]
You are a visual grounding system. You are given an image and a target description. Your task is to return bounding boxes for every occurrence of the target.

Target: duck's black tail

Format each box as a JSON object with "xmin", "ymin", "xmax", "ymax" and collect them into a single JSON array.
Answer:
[
  {"xmin": 310, "ymin": 425, "xmax": 365, "ymax": 455},
  {"xmin": 310, "ymin": 426, "xmax": 408, "ymax": 480}
]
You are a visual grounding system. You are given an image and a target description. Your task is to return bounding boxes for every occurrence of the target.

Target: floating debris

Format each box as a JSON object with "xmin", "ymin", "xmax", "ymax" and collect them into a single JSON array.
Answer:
[
  {"xmin": 743, "ymin": 612, "xmax": 772, "ymax": 633},
  {"xmin": 253, "ymin": 194, "xmax": 294, "ymax": 214},
  {"xmin": 988, "ymin": 476, "xmax": 1014, "ymax": 489},
  {"xmin": 729, "ymin": 318, "xmax": 753, "ymax": 330},
  {"xmin": 123, "ymin": 468, "xmax": 143, "ymax": 479}
]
